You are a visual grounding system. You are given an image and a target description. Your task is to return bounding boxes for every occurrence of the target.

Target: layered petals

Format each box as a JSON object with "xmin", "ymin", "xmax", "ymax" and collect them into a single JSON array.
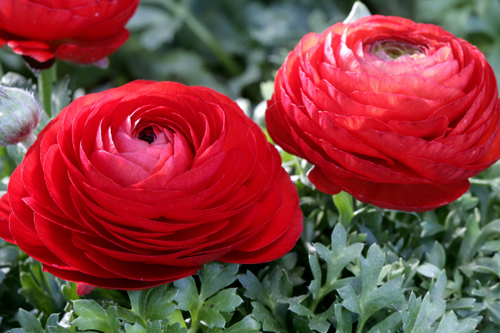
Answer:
[
  {"xmin": 0, "ymin": 81, "xmax": 302, "ymax": 289},
  {"xmin": 0, "ymin": 0, "xmax": 139, "ymax": 65},
  {"xmin": 266, "ymin": 15, "xmax": 500, "ymax": 211}
]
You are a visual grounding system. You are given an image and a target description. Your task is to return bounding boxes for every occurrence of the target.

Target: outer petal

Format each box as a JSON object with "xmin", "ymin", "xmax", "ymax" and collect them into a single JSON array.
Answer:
[{"xmin": 0, "ymin": 194, "xmax": 13, "ymax": 243}]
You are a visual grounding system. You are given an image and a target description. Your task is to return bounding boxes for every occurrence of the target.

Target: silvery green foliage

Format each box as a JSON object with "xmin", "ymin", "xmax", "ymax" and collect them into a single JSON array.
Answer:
[{"xmin": 8, "ymin": 192, "xmax": 498, "ymax": 333}]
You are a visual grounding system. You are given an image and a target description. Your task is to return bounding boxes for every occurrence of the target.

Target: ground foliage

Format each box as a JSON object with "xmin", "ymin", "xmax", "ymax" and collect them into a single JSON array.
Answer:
[{"xmin": 1, "ymin": 0, "xmax": 500, "ymax": 332}]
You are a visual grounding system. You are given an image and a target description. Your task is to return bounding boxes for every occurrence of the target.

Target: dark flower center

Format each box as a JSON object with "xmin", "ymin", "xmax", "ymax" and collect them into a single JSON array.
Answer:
[
  {"xmin": 138, "ymin": 126, "xmax": 156, "ymax": 144},
  {"xmin": 370, "ymin": 39, "xmax": 423, "ymax": 61}
]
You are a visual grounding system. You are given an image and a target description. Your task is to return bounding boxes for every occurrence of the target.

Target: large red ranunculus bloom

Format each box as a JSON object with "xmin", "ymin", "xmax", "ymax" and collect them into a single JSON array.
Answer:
[
  {"xmin": 266, "ymin": 15, "xmax": 500, "ymax": 212},
  {"xmin": 0, "ymin": 0, "xmax": 139, "ymax": 65},
  {"xmin": 0, "ymin": 81, "xmax": 303, "ymax": 290}
]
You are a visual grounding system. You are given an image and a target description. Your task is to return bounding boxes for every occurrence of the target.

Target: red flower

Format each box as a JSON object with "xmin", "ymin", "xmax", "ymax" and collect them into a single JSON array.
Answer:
[
  {"xmin": 0, "ymin": 81, "xmax": 302, "ymax": 290},
  {"xmin": 266, "ymin": 15, "xmax": 500, "ymax": 212},
  {"xmin": 0, "ymin": 0, "xmax": 139, "ymax": 65}
]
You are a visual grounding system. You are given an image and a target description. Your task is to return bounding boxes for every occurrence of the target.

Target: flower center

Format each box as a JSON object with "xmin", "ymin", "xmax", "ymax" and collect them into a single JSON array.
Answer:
[
  {"xmin": 370, "ymin": 39, "xmax": 424, "ymax": 61},
  {"xmin": 137, "ymin": 126, "xmax": 156, "ymax": 144}
]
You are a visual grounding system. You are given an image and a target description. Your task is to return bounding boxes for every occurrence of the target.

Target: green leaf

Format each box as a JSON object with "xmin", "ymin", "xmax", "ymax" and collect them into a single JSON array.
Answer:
[
  {"xmin": 174, "ymin": 276, "xmax": 198, "ymax": 311},
  {"xmin": 430, "ymin": 270, "xmax": 448, "ymax": 301},
  {"xmin": 308, "ymin": 253, "xmax": 321, "ymax": 300},
  {"xmin": 164, "ymin": 321, "xmax": 188, "ymax": 333},
  {"xmin": 427, "ymin": 241, "xmax": 446, "ymax": 270},
  {"xmin": 18, "ymin": 259, "xmax": 66, "ymax": 325},
  {"xmin": 308, "ymin": 317, "xmax": 330, "ymax": 333},
  {"xmin": 470, "ymin": 220, "xmax": 500, "ymax": 261},
  {"xmin": 457, "ymin": 212, "xmax": 482, "ymax": 265},
  {"xmin": 240, "ymin": 267, "xmax": 291, "ymax": 332},
  {"xmin": 359, "ymin": 244, "xmax": 385, "ymax": 299},
  {"xmin": 366, "ymin": 312, "xmax": 402, "ymax": 333},
  {"xmin": 251, "ymin": 302, "xmax": 286, "ymax": 333},
  {"xmin": 60, "ymin": 283, "xmax": 79, "ymax": 302},
  {"xmin": 290, "ymin": 315, "xmax": 314, "ymax": 333},
  {"xmin": 197, "ymin": 288, "xmax": 243, "ymax": 329},
  {"xmin": 145, "ymin": 286, "xmax": 177, "ymax": 321},
  {"xmin": 417, "ymin": 263, "xmax": 441, "ymax": 278},
  {"xmin": 122, "ymin": 284, "xmax": 178, "ymax": 328},
  {"xmin": 361, "ymin": 276, "xmax": 404, "ymax": 320},
  {"xmin": 310, "ymin": 223, "xmax": 363, "ymax": 302},
  {"xmin": 338, "ymin": 284, "xmax": 361, "ymax": 314},
  {"xmin": 288, "ymin": 299, "xmax": 314, "ymax": 317},
  {"xmin": 73, "ymin": 299, "xmax": 107, "ymax": 318},
  {"xmin": 420, "ymin": 219, "xmax": 446, "ymax": 237},
  {"xmin": 238, "ymin": 270, "xmax": 267, "ymax": 302},
  {"xmin": 45, "ymin": 313, "xmax": 73, "ymax": 333},
  {"xmin": 219, "ymin": 315, "xmax": 261, "ymax": 333},
  {"xmin": 435, "ymin": 311, "xmax": 478, "ymax": 333},
  {"xmin": 46, "ymin": 325, "xmax": 73, "ymax": 333},
  {"xmin": 16, "ymin": 309, "xmax": 44, "ymax": 333},
  {"xmin": 239, "ymin": 267, "xmax": 291, "ymax": 311},
  {"xmin": 469, "ymin": 254, "xmax": 500, "ymax": 276},
  {"xmin": 124, "ymin": 322, "xmax": 147, "ymax": 333},
  {"xmin": 335, "ymin": 304, "xmax": 353, "ymax": 333},
  {"xmin": 0, "ymin": 244, "xmax": 21, "ymax": 266},
  {"xmin": 200, "ymin": 262, "xmax": 239, "ymax": 300},
  {"xmin": 401, "ymin": 293, "xmax": 446, "ymax": 333},
  {"xmin": 338, "ymin": 243, "xmax": 404, "ymax": 330},
  {"xmin": 72, "ymin": 300, "xmax": 120, "ymax": 333},
  {"xmin": 146, "ymin": 320, "xmax": 163, "ymax": 333},
  {"xmin": 174, "ymin": 263, "xmax": 242, "ymax": 331}
]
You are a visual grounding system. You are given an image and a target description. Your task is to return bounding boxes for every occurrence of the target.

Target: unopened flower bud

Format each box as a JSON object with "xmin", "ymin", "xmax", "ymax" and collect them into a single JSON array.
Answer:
[{"xmin": 0, "ymin": 86, "xmax": 41, "ymax": 146}]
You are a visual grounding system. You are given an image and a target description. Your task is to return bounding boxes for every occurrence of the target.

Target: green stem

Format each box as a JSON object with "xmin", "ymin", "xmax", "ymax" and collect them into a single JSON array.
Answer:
[
  {"xmin": 188, "ymin": 306, "xmax": 201, "ymax": 333},
  {"xmin": 355, "ymin": 318, "xmax": 366, "ymax": 333},
  {"xmin": 160, "ymin": 0, "xmax": 241, "ymax": 76},
  {"xmin": 309, "ymin": 292, "xmax": 322, "ymax": 312},
  {"xmin": 308, "ymin": 283, "xmax": 331, "ymax": 312},
  {"xmin": 37, "ymin": 64, "xmax": 57, "ymax": 118}
]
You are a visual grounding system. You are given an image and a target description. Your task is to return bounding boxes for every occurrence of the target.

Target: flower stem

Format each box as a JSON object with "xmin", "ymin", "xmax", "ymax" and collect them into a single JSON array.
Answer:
[
  {"xmin": 37, "ymin": 63, "xmax": 57, "ymax": 118},
  {"xmin": 309, "ymin": 292, "xmax": 322, "ymax": 312},
  {"xmin": 355, "ymin": 318, "xmax": 366, "ymax": 333},
  {"xmin": 188, "ymin": 307, "xmax": 201, "ymax": 333},
  {"xmin": 160, "ymin": 0, "xmax": 241, "ymax": 76}
]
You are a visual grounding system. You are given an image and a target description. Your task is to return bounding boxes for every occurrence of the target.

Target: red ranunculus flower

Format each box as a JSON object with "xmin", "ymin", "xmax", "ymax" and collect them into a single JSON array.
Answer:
[
  {"xmin": 0, "ymin": 0, "xmax": 139, "ymax": 66},
  {"xmin": 0, "ymin": 81, "xmax": 303, "ymax": 290},
  {"xmin": 266, "ymin": 15, "xmax": 500, "ymax": 212}
]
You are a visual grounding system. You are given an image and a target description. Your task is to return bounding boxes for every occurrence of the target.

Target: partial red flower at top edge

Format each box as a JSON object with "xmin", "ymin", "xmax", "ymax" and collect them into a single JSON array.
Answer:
[
  {"xmin": 266, "ymin": 15, "xmax": 500, "ymax": 212},
  {"xmin": 0, "ymin": 0, "xmax": 139, "ymax": 66},
  {"xmin": 0, "ymin": 81, "xmax": 303, "ymax": 290}
]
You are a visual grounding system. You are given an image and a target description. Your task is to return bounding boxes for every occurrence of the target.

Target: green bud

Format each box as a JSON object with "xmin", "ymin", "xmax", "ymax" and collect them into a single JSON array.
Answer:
[{"xmin": 0, "ymin": 86, "xmax": 41, "ymax": 146}]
